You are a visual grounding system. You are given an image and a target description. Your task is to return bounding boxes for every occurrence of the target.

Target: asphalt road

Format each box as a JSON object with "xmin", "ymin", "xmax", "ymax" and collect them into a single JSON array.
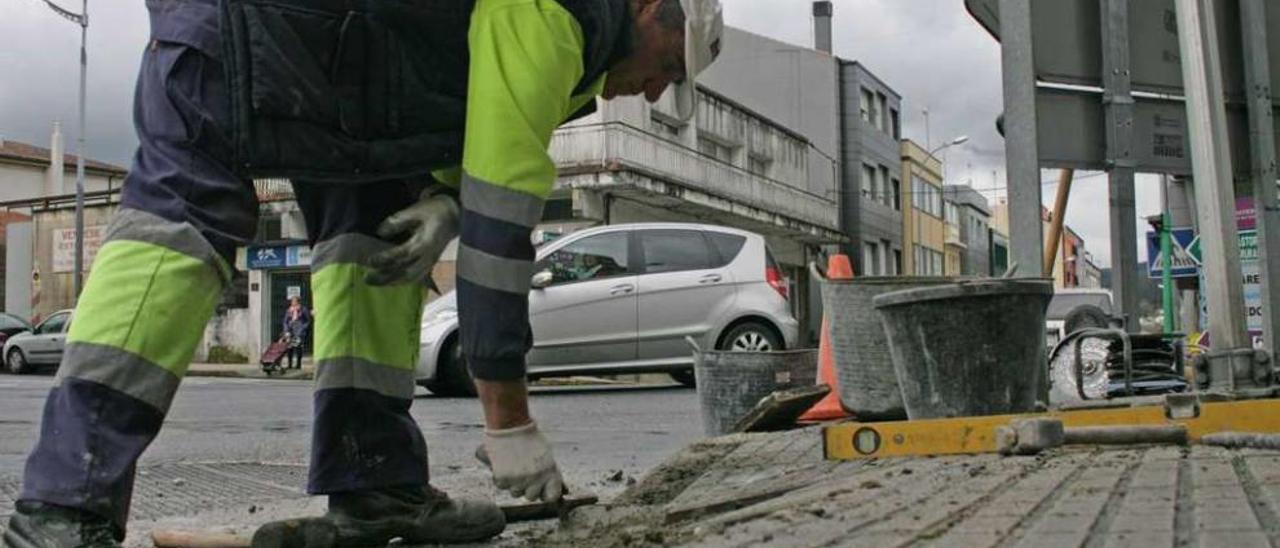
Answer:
[{"xmin": 0, "ymin": 374, "xmax": 703, "ymax": 501}]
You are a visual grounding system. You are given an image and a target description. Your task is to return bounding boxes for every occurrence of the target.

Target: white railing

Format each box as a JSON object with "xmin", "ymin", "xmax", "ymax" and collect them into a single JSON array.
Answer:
[{"xmin": 551, "ymin": 123, "xmax": 839, "ymax": 230}]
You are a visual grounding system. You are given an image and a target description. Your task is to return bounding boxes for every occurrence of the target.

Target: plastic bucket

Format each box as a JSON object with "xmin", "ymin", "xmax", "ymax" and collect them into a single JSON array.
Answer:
[
  {"xmin": 820, "ymin": 275, "xmax": 957, "ymax": 420},
  {"xmin": 692, "ymin": 342, "xmax": 818, "ymax": 436},
  {"xmin": 873, "ymin": 279, "xmax": 1054, "ymax": 419}
]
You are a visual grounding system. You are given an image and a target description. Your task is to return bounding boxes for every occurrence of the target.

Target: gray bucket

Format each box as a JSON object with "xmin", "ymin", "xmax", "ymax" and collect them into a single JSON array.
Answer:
[
  {"xmin": 691, "ymin": 338, "xmax": 818, "ymax": 436},
  {"xmin": 819, "ymin": 273, "xmax": 957, "ymax": 420},
  {"xmin": 873, "ymin": 279, "xmax": 1053, "ymax": 419}
]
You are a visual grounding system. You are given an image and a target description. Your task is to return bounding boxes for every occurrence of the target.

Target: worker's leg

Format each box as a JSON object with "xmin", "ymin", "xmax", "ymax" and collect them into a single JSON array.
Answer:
[
  {"xmin": 264, "ymin": 180, "xmax": 502, "ymax": 547},
  {"xmin": 13, "ymin": 18, "xmax": 256, "ymax": 540},
  {"xmin": 292, "ymin": 180, "xmax": 431, "ymax": 493}
]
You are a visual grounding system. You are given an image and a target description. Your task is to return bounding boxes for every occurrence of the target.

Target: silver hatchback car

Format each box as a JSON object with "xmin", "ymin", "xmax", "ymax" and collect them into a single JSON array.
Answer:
[{"xmin": 417, "ymin": 223, "xmax": 799, "ymax": 396}]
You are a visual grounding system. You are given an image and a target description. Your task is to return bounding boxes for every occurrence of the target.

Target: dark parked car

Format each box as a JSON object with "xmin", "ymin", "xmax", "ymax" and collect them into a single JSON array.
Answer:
[{"xmin": 0, "ymin": 313, "xmax": 31, "ymax": 347}]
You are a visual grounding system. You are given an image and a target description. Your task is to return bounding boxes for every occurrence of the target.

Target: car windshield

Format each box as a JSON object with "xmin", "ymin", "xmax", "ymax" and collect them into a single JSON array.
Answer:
[{"xmin": 1046, "ymin": 293, "xmax": 1113, "ymax": 321}]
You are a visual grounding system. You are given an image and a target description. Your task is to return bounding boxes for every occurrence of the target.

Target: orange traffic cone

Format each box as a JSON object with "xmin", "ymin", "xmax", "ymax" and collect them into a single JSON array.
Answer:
[{"xmin": 799, "ymin": 254, "xmax": 854, "ymax": 421}]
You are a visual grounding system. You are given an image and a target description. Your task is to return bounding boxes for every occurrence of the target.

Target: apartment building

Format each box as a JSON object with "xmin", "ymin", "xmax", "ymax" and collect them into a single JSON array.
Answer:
[{"xmin": 900, "ymin": 140, "xmax": 945, "ymax": 275}]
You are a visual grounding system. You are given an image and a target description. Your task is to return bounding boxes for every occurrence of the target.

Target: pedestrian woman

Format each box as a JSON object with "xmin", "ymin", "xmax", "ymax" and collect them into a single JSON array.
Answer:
[{"xmin": 281, "ymin": 296, "xmax": 311, "ymax": 370}]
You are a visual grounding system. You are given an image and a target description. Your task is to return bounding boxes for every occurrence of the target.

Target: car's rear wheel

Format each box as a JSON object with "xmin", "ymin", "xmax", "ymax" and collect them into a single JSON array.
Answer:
[
  {"xmin": 719, "ymin": 321, "xmax": 782, "ymax": 353},
  {"xmin": 7, "ymin": 348, "xmax": 30, "ymax": 375},
  {"xmin": 425, "ymin": 337, "xmax": 477, "ymax": 398}
]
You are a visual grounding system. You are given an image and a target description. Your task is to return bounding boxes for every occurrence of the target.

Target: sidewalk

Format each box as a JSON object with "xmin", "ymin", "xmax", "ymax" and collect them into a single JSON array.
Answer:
[
  {"xmin": 187, "ymin": 361, "xmax": 314, "ymax": 380},
  {"xmin": 524, "ymin": 427, "xmax": 1280, "ymax": 547}
]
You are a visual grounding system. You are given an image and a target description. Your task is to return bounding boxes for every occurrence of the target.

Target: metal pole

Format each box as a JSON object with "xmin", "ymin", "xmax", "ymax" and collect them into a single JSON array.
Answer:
[
  {"xmin": 1043, "ymin": 169, "xmax": 1074, "ymax": 277},
  {"xmin": 1174, "ymin": 0, "xmax": 1249, "ymax": 350},
  {"xmin": 998, "ymin": 0, "xmax": 1043, "ymax": 282},
  {"xmin": 1240, "ymin": 0, "xmax": 1279, "ymax": 354},
  {"xmin": 72, "ymin": 0, "xmax": 87, "ymax": 302},
  {"xmin": 1102, "ymin": 0, "xmax": 1139, "ymax": 332},
  {"xmin": 1161, "ymin": 176, "xmax": 1176, "ymax": 333}
]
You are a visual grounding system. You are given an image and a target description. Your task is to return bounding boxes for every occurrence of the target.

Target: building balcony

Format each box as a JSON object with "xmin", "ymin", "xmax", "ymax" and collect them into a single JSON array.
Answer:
[
  {"xmin": 550, "ymin": 122, "xmax": 842, "ymax": 242},
  {"xmin": 945, "ymin": 222, "xmax": 966, "ymax": 248}
]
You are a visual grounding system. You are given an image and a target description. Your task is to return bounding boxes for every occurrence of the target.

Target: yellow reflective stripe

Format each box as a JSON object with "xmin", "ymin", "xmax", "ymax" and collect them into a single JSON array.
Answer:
[
  {"xmin": 311, "ymin": 262, "xmax": 425, "ymax": 370},
  {"xmin": 67, "ymin": 240, "xmax": 222, "ymax": 376}
]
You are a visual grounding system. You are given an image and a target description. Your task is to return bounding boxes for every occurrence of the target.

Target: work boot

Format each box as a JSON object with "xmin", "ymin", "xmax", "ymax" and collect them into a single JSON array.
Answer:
[
  {"xmin": 328, "ymin": 485, "xmax": 505, "ymax": 546},
  {"xmin": 251, "ymin": 486, "xmax": 505, "ymax": 547},
  {"xmin": 1, "ymin": 501, "xmax": 121, "ymax": 548}
]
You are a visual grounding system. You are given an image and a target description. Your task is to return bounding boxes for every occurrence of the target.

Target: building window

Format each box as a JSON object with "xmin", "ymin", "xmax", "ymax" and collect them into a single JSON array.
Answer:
[
  {"xmin": 747, "ymin": 154, "xmax": 771, "ymax": 177},
  {"xmin": 860, "ymin": 87, "xmax": 875, "ymax": 124},
  {"xmin": 893, "ymin": 249, "xmax": 902, "ymax": 276},
  {"xmin": 876, "ymin": 92, "xmax": 888, "ymax": 133},
  {"xmin": 863, "ymin": 241, "xmax": 881, "ymax": 276},
  {"xmin": 650, "ymin": 114, "xmax": 681, "ymax": 139},
  {"xmin": 912, "ymin": 176, "xmax": 942, "ymax": 217},
  {"xmin": 862, "ymin": 163, "xmax": 877, "ymax": 199},
  {"xmin": 879, "ymin": 166, "xmax": 892, "ymax": 207},
  {"xmin": 257, "ymin": 213, "xmax": 283, "ymax": 242},
  {"xmin": 891, "ymin": 178, "xmax": 901, "ymax": 211},
  {"xmin": 881, "ymin": 239, "xmax": 892, "ymax": 275},
  {"xmin": 697, "ymin": 136, "xmax": 734, "ymax": 164},
  {"xmin": 890, "ymin": 108, "xmax": 901, "ymax": 140}
]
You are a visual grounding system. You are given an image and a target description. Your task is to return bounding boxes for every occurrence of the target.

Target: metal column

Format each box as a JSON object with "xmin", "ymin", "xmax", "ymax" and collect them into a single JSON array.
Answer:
[
  {"xmin": 1101, "ymin": 0, "xmax": 1140, "ymax": 331},
  {"xmin": 998, "ymin": 0, "xmax": 1042, "ymax": 279},
  {"xmin": 1240, "ymin": 0, "xmax": 1280, "ymax": 354},
  {"xmin": 1174, "ymin": 0, "xmax": 1249, "ymax": 350}
]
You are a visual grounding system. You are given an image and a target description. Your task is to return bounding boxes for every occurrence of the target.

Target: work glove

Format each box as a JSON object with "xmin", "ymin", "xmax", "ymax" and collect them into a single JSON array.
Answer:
[
  {"xmin": 478, "ymin": 421, "xmax": 566, "ymax": 502},
  {"xmin": 365, "ymin": 188, "xmax": 460, "ymax": 287}
]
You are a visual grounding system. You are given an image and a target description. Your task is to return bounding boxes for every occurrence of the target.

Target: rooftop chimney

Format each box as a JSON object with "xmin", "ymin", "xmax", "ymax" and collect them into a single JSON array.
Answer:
[
  {"xmin": 47, "ymin": 121, "xmax": 65, "ymax": 196},
  {"xmin": 813, "ymin": 1, "xmax": 833, "ymax": 54}
]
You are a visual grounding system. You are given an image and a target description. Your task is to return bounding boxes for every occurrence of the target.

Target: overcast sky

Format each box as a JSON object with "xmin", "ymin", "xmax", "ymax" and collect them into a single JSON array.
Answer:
[{"xmin": 1, "ymin": 0, "xmax": 1162, "ymax": 267}]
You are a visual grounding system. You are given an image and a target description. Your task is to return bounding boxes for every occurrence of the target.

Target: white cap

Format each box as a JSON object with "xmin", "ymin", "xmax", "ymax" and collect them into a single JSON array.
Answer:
[{"xmin": 672, "ymin": 0, "xmax": 723, "ymax": 121}]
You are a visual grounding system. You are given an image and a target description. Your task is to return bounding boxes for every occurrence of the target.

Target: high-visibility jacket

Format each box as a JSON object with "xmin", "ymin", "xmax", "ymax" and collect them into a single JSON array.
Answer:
[{"xmin": 218, "ymin": 0, "xmax": 633, "ymax": 379}]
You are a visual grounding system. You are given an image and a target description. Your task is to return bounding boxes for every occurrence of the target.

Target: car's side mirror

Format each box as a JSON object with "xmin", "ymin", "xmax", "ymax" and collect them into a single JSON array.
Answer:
[{"xmin": 531, "ymin": 270, "xmax": 554, "ymax": 289}]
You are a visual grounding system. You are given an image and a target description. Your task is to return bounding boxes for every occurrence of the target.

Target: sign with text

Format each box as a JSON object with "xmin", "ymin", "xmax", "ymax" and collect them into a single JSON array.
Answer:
[
  {"xmin": 52, "ymin": 225, "xmax": 106, "ymax": 273},
  {"xmin": 248, "ymin": 244, "xmax": 312, "ymax": 270},
  {"xmin": 1146, "ymin": 227, "xmax": 1200, "ymax": 278}
]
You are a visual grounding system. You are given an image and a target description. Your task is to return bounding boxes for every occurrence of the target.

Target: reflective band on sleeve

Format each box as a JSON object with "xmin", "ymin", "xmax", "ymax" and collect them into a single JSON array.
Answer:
[
  {"xmin": 456, "ymin": 242, "xmax": 534, "ymax": 295},
  {"xmin": 461, "ymin": 173, "xmax": 546, "ymax": 229},
  {"xmin": 68, "ymin": 240, "xmax": 224, "ymax": 376},
  {"xmin": 56, "ymin": 342, "xmax": 181, "ymax": 413},
  {"xmin": 314, "ymin": 357, "xmax": 417, "ymax": 400}
]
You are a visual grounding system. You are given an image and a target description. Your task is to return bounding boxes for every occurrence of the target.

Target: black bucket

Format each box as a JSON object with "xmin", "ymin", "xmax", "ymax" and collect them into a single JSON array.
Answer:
[
  {"xmin": 690, "ymin": 337, "xmax": 818, "ymax": 436},
  {"xmin": 818, "ymin": 273, "xmax": 957, "ymax": 420},
  {"xmin": 873, "ymin": 279, "xmax": 1053, "ymax": 419}
]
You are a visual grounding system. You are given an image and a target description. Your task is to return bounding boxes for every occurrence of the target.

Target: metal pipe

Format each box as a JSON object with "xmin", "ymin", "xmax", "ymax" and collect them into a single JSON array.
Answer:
[
  {"xmin": 1240, "ymin": 0, "xmax": 1279, "ymax": 354},
  {"xmin": 73, "ymin": 0, "xmax": 87, "ymax": 302},
  {"xmin": 1162, "ymin": 176, "xmax": 1176, "ymax": 333},
  {"xmin": 1174, "ymin": 0, "xmax": 1249, "ymax": 350},
  {"xmin": 998, "ymin": 0, "xmax": 1043, "ymax": 285},
  {"xmin": 1043, "ymin": 169, "xmax": 1074, "ymax": 277}
]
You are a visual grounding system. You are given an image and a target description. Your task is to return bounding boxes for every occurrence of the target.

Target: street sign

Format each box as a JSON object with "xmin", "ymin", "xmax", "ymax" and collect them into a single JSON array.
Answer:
[
  {"xmin": 965, "ymin": 0, "xmax": 1280, "ymax": 102},
  {"xmin": 1033, "ymin": 76, "xmax": 1280, "ymax": 175},
  {"xmin": 1147, "ymin": 227, "xmax": 1200, "ymax": 278}
]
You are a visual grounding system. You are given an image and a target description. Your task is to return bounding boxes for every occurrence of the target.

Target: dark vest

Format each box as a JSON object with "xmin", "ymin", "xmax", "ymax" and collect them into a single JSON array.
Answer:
[{"xmin": 219, "ymin": 0, "xmax": 631, "ymax": 183}]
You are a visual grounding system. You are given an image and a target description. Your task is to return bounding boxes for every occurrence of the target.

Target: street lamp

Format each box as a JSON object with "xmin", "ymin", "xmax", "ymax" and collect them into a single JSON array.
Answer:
[
  {"xmin": 929, "ymin": 135, "xmax": 969, "ymax": 157},
  {"xmin": 37, "ymin": 0, "xmax": 88, "ymax": 302}
]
